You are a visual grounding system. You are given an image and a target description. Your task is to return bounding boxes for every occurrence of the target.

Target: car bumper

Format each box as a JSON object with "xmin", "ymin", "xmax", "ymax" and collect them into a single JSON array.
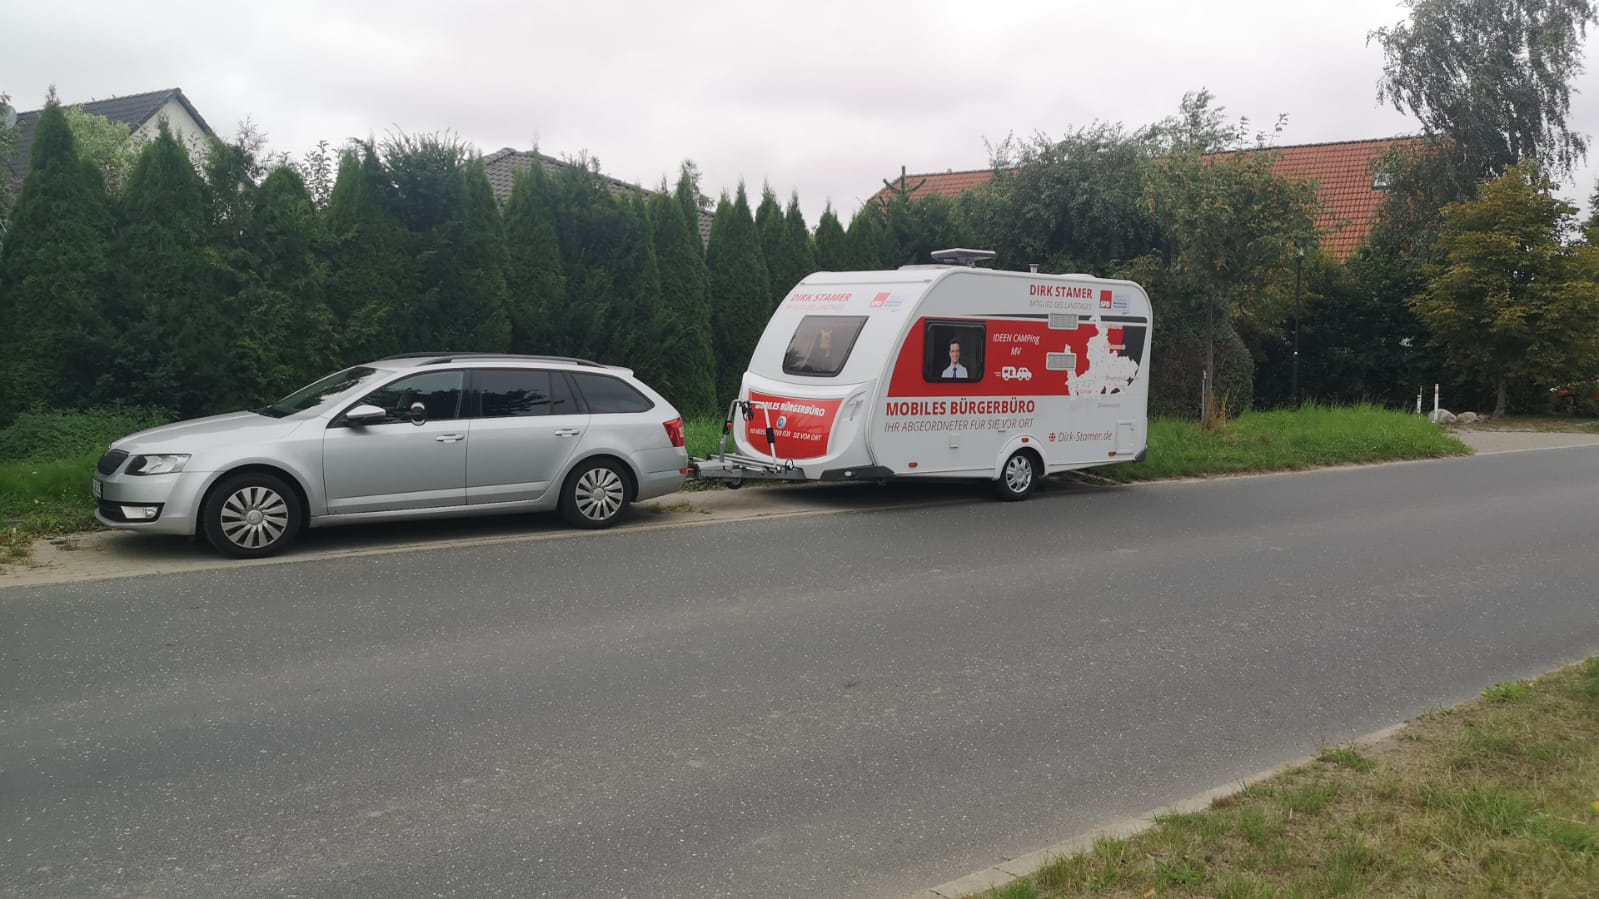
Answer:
[
  {"xmin": 634, "ymin": 448, "xmax": 690, "ymax": 501},
  {"xmin": 92, "ymin": 470, "xmax": 214, "ymax": 536}
]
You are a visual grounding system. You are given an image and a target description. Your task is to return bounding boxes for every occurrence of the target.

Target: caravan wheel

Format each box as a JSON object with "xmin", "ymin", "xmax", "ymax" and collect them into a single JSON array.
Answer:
[{"xmin": 993, "ymin": 450, "xmax": 1040, "ymax": 502}]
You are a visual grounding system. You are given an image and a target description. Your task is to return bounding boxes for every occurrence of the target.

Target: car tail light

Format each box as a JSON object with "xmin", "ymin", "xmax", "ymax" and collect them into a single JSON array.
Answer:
[{"xmin": 663, "ymin": 417, "xmax": 686, "ymax": 448}]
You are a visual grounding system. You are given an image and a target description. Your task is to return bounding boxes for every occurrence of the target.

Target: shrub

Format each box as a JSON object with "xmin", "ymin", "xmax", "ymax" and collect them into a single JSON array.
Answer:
[{"xmin": 0, "ymin": 406, "xmax": 173, "ymax": 464}]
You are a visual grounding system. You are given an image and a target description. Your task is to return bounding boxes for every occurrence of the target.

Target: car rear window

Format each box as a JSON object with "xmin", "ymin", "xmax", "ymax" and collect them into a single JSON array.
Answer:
[
  {"xmin": 783, "ymin": 315, "xmax": 868, "ymax": 377},
  {"xmin": 568, "ymin": 372, "xmax": 654, "ymax": 414},
  {"xmin": 477, "ymin": 369, "xmax": 567, "ymax": 417}
]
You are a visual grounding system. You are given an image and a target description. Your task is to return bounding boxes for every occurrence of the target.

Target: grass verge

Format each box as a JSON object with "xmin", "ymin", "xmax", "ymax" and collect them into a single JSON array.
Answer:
[
  {"xmin": 0, "ymin": 407, "xmax": 173, "ymax": 567},
  {"xmin": 1090, "ymin": 404, "xmax": 1470, "ymax": 483},
  {"xmin": 0, "ymin": 452, "xmax": 104, "ymax": 565},
  {"xmin": 971, "ymin": 659, "xmax": 1599, "ymax": 898}
]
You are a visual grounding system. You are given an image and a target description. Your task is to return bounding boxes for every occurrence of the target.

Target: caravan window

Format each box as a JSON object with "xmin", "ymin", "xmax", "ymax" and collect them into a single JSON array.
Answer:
[
  {"xmin": 783, "ymin": 315, "xmax": 868, "ymax": 377},
  {"xmin": 924, "ymin": 321, "xmax": 986, "ymax": 383}
]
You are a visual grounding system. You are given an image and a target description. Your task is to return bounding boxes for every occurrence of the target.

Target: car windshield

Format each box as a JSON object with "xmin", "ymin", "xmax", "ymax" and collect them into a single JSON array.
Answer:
[{"xmin": 257, "ymin": 366, "xmax": 383, "ymax": 418}]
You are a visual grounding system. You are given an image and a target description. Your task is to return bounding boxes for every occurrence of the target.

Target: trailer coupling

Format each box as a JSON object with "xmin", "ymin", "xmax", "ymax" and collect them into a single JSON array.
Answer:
[{"xmin": 688, "ymin": 398, "xmax": 809, "ymax": 486}]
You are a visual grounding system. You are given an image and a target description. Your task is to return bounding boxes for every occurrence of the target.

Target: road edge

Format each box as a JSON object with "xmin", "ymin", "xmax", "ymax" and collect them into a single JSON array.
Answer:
[{"xmin": 901, "ymin": 721, "xmax": 1411, "ymax": 899}]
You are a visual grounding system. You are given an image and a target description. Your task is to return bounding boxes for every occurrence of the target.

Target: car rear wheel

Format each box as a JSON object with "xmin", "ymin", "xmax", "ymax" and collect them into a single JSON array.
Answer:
[
  {"xmin": 560, "ymin": 459, "xmax": 631, "ymax": 529},
  {"xmin": 993, "ymin": 450, "xmax": 1040, "ymax": 502},
  {"xmin": 202, "ymin": 472, "xmax": 302, "ymax": 558}
]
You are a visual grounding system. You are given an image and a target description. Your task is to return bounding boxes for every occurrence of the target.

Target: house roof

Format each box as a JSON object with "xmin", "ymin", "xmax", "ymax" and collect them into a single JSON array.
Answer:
[
  {"xmin": 7, "ymin": 88, "xmax": 216, "ymax": 182},
  {"xmin": 480, "ymin": 148, "xmax": 715, "ymax": 245},
  {"xmin": 874, "ymin": 136, "xmax": 1420, "ymax": 262},
  {"xmin": 1224, "ymin": 137, "xmax": 1422, "ymax": 262}
]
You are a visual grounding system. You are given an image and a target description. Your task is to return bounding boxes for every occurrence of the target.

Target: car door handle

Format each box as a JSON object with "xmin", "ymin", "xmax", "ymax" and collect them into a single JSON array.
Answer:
[
  {"xmin": 554, "ymin": 428, "xmax": 583, "ymax": 437},
  {"xmin": 435, "ymin": 434, "xmax": 465, "ymax": 443}
]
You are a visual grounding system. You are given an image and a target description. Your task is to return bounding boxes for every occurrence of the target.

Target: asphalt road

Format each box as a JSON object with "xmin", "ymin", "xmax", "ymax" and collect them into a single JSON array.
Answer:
[{"xmin": 4, "ymin": 448, "xmax": 1599, "ymax": 898}]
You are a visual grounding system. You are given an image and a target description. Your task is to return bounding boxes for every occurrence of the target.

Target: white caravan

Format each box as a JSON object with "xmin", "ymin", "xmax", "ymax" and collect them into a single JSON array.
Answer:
[{"xmin": 692, "ymin": 250, "xmax": 1153, "ymax": 499}]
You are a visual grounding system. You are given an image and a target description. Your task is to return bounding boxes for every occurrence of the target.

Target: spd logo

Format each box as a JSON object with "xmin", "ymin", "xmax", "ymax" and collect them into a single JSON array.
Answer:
[{"xmin": 1001, "ymin": 366, "xmax": 1033, "ymax": 382}]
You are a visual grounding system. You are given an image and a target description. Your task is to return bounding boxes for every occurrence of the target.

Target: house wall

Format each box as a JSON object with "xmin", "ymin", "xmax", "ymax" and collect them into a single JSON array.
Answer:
[{"xmin": 134, "ymin": 98, "xmax": 211, "ymax": 160}]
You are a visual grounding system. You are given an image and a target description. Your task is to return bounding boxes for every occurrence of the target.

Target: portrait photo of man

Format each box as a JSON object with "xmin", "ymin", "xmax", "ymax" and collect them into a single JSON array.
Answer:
[
  {"xmin": 941, "ymin": 341, "xmax": 968, "ymax": 380},
  {"xmin": 923, "ymin": 322, "xmax": 986, "ymax": 384}
]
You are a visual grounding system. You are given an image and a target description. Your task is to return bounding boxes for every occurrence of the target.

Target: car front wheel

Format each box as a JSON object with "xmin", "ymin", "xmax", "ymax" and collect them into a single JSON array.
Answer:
[
  {"xmin": 202, "ymin": 472, "xmax": 303, "ymax": 558},
  {"xmin": 560, "ymin": 459, "xmax": 631, "ymax": 529}
]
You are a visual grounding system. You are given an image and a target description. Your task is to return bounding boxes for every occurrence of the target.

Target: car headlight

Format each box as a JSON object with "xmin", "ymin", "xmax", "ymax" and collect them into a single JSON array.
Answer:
[{"xmin": 127, "ymin": 454, "xmax": 191, "ymax": 476}]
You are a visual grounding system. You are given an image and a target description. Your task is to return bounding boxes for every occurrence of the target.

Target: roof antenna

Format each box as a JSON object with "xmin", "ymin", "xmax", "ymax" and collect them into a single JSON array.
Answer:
[{"xmin": 930, "ymin": 248, "xmax": 997, "ymax": 267}]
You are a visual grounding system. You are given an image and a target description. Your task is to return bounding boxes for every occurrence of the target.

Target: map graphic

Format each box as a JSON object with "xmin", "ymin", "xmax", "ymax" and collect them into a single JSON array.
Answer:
[{"xmin": 1066, "ymin": 316, "xmax": 1141, "ymax": 395}]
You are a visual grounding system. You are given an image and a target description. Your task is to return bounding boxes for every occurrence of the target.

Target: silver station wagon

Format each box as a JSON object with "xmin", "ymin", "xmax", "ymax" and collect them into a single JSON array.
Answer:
[{"xmin": 93, "ymin": 353, "xmax": 691, "ymax": 557}]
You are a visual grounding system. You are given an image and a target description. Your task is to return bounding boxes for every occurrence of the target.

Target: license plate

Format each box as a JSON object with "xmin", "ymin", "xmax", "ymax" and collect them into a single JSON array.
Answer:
[{"xmin": 91, "ymin": 478, "xmax": 103, "ymax": 499}]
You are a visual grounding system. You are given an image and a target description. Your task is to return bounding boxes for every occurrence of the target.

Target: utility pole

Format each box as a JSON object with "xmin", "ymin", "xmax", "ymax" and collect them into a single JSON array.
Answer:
[
  {"xmin": 1203, "ymin": 292, "xmax": 1214, "ymax": 423},
  {"xmin": 1291, "ymin": 245, "xmax": 1303, "ymax": 407}
]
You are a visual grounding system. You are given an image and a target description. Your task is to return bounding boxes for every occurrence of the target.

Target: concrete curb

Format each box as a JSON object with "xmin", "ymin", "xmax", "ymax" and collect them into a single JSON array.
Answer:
[
  {"xmin": 904, "ymin": 721, "xmax": 1410, "ymax": 899},
  {"xmin": 5, "ymin": 432, "xmax": 1594, "ymax": 590}
]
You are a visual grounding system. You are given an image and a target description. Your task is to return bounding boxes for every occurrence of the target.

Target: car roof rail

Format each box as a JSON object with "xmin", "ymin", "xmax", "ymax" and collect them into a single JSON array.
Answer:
[{"xmin": 376, "ymin": 352, "xmax": 606, "ymax": 368}]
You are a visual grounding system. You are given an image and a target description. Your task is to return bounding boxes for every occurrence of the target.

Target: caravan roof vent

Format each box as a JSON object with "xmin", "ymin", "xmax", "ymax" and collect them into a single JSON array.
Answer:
[{"xmin": 929, "ymin": 248, "xmax": 997, "ymax": 267}]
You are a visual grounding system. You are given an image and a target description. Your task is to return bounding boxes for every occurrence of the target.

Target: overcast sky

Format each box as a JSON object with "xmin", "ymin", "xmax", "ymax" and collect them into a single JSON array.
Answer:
[{"xmin": 8, "ymin": 0, "xmax": 1599, "ymax": 224}]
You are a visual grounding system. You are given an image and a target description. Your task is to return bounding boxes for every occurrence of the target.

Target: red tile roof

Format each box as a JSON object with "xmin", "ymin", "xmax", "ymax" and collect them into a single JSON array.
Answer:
[
  {"xmin": 875, "ymin": 137, "xmax": 1421, "ymax": 262},
  {"xmin": 1244, "ymin": 138, "xmax": 1421, "ymax": 261}
]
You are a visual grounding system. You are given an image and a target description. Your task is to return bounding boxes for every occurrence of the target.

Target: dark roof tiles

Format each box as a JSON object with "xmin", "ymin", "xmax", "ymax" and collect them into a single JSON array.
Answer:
[
  {"xmin": 480, "ymin": 148, "xmax": 714, "ymax": 244},
  {"xmin": 8, "ymin": 88, "xmax": 216, "ymax": 182}
]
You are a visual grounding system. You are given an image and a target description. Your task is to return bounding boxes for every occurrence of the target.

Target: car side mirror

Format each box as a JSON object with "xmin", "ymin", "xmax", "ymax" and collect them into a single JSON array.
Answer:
[
  {"xmin": 408, "ymin": 402, "xmax": 428, "ymax": 425},
  {"xmin": 345, "ymin": 403, "xmax": 386, "ymax": 425}
]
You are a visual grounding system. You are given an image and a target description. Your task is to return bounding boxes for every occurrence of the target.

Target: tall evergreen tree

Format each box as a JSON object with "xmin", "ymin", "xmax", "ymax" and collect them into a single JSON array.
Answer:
[
  {"xmin": 324, "ymin": 146, "xmax": 415, "ymax": 361},
  {"xmin": 782, "ymin": 193, "xmax": 817, "ymax": 290},
  {"xmin": 600, "ymin": 190, "xmax": 656, "ymax": 364},
  {"xmin": 758, "ymin": 186, "xmax": 784, "ymax": 301},
  {"xmin": 754, "ymin": 183, "xmax": 781, "ymax": 238},
  {"xmin": 626, "ymin": 192, "xmax": 667, "ymax": 384},
  {"xmin": 503, "ymin": 160, "xmax": 568, "ymax": 354},
  {"xmin": 0, "ymin": 99, "xmax": 115, "ymax": 422},
  {"xmin": 676, "ymin": 165, "xmax": 708, "ymax": 253},
  {"xmin": 548, "ymin": 162, "xmax": 616, "ymax": 357},
  {"xmin": 761, "ymin": 190, "xmax": 814, "ymax": 307},
  {"xmin": 382, "ymin": 135, "xmax": 510, "ymax": 351},
  {"xmin": 814, "ymin": 204, "xmax": 848, "ymax": 271},
  {"xmin": 448, "ymin": 163, "xmax": 513, "ymax": 351},
  {"xmin": 646, "ymin": 177, "xmax": 718, "ymax": 416},
  {"xmin": 111, "ymin": 122, "xmax": 229, "ymax": 417},
  {"xmin": 844, "ymin": 205, "xmax": 891, "ymax": 270},
  {"xmin": 226, "ymin": 167, "xmax": 337, "ymax": 404},
  {"xmin": 706, "ymin": 184, "xmax": 770, "ymax": 402}
]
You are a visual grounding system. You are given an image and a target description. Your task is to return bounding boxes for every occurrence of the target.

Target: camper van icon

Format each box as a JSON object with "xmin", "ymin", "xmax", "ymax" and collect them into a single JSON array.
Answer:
[{"xmin": 1001, "ymin": 366, "xmax": 1033, "ymax": 382}]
